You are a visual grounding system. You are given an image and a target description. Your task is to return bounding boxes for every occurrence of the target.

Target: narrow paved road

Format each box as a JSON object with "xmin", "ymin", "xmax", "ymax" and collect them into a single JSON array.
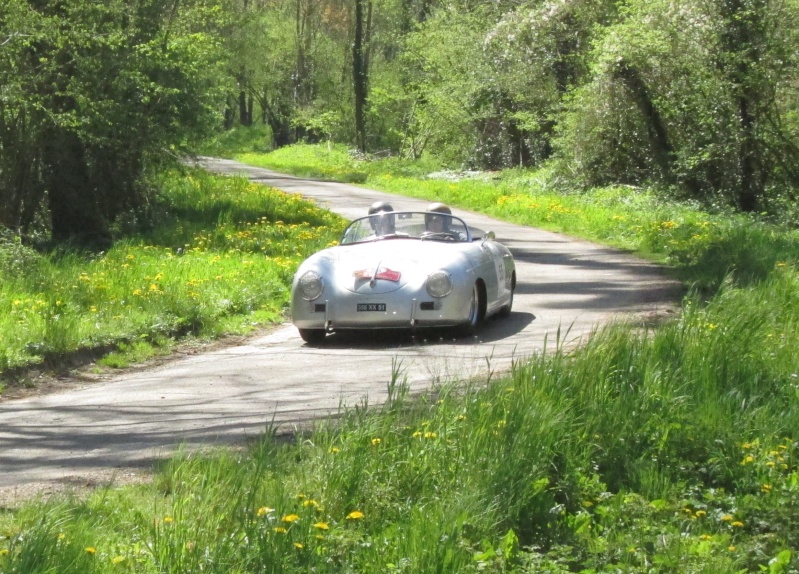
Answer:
[{"xmin": 0, "ymin": 159, "xmax": 681, "ymax": 491}]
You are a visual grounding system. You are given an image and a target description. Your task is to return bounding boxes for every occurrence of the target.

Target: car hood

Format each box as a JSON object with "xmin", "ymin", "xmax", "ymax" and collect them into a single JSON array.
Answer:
[{"xmin": 329, "ymin": 240, "xmax": 468, "ymax": 295}]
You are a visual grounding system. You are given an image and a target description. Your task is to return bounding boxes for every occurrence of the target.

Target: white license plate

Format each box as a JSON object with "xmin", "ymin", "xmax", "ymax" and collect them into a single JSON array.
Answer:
[{"xmin": 357, "ymin": 303, "xmax": 386, "ymax": 312}]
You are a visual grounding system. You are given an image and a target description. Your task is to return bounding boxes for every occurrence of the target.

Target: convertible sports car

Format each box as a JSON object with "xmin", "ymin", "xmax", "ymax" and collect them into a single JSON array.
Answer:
[{"xmin": 290, "ymin": 208, "xmax": 516, "ymax": 344}]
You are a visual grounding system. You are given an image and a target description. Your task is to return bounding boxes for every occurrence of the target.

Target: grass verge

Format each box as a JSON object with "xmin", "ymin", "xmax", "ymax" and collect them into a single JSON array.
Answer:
[{"xmin": 0, "ymin": 168, "xmax": 346, "ymax": 381}]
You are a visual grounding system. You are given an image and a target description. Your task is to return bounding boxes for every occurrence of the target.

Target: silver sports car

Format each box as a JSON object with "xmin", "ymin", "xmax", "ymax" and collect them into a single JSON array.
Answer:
[{"xmin": 291, "ymin": 209, "xmax": 516, "ymax": 344}]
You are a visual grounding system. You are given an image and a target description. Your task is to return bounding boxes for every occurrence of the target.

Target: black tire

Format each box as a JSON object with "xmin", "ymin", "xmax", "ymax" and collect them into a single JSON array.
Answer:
[
  {"xmin": 299, "ymin": 328, "xmax": 326, "ymax": 345},
  {"xmin": 498, "ymin": 272, "xmax": 515, "ymax": 318},
  {"xmin": 453, "ymin": 282, "xmax": 483, "ymax": 338}
]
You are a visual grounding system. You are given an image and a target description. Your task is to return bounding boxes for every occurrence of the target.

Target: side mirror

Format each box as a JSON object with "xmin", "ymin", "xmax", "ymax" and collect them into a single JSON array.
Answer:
[{"xmin": 482, "ymin": 231, "xmax": 496, "ymax": 242}]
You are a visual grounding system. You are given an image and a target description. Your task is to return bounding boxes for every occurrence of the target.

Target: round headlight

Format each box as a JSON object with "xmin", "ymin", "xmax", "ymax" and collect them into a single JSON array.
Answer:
[
  {"xmin": 426, "ymin": 270, "xmax": 452, "ymax": 298},
  {"xmin": 298, "ymin": 271, "xmax": 324, "ymax": 300}
]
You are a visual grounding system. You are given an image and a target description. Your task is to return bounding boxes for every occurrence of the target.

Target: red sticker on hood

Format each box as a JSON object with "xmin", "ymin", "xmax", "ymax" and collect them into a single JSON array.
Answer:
[{"xmin": 353, "ymin": 268, "xmax": 401, "ymax": 282}]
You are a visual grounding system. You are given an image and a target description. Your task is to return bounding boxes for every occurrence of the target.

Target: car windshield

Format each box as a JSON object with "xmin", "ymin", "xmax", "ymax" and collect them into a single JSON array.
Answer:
[{"xmin": 340, "ymin": 211, "xmax": 471, "ymax": 245}]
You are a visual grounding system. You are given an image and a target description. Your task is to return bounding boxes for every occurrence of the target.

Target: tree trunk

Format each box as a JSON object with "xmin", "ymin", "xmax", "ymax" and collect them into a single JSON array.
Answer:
[
  {"xmin": 238, "ymin": 89, "xmax": 251, "ymax": 126},
  {"xmin": 294, "ymin": 0, "xmax": 315, "ymax": 107},
  {"xmin": 44, "ymin": 128, "xmax": 110, "ymax": 248},
  {"xmin": 613, "ymin": 61, "xmax": 678, "ymax": 187},
  {"xmin": 720, "ymin": 0, "xmax": 766, "ymax": 211},
  {"xmin": 353, "ymin": 0, "xmax": 368, "ymax": 152}
]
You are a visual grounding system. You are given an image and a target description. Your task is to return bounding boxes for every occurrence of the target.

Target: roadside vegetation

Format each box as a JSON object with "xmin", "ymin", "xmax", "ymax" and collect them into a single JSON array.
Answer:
[
  {"xmin": 2, "ymin": 143, "xmax": 798, "ymax": 572},
  {"xmin": 0, "ymin": 169, "xmax": 344, "ymax": 383},
  {"xmin": 239, "ymin": 143, "xmax": 799, "ymax": 293}
]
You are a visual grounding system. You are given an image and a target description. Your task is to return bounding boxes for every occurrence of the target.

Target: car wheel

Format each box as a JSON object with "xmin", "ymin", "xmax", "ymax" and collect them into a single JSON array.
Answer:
[
  {"xmin": 453, "ymin": 282, "xmax": 484, "ymax": 337},
  {"xmin": 299, "ymin": 328, "xmax": 326, "ymax": 345},
  {"xmin": 498, "ymin": 272, "xmax": 515, "ymax": 317}
]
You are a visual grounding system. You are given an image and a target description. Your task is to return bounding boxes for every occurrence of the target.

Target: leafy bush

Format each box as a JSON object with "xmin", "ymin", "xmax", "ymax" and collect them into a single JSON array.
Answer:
[{"xmin": 0, "ymin": 228, "xmax": 43, "ymax": 279}]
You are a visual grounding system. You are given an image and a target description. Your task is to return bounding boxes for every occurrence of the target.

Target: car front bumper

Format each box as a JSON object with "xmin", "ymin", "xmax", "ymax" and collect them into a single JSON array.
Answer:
[{"xmin": 291, "ymin": 287, "xmax": 473, "ymax": 331}]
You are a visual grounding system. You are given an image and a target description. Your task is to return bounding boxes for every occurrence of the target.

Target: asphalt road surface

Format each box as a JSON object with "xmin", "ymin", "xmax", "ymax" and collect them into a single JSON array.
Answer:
[{"xmin": 0, "ymin": 158, "xmax": 681, "ymax": 492}]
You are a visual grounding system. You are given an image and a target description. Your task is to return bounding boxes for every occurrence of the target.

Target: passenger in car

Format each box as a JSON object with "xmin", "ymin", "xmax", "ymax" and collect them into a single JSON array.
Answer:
[{"xmin": 367, "ymin": 201, "xmax": 395, "ymax": 237}]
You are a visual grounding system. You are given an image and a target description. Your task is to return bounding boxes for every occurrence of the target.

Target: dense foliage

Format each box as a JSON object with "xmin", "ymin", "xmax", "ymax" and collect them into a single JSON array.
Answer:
[
  {"xmin": 4, "ymin": 0, "xmax": 799, "ymax": 244},
  {"xmin": 0, "ymin": 0, "xmax": 229, "ymax": 246},
  {"xmin": 209, "ymin": 0, "xmax": 799, "ymax": 214}
]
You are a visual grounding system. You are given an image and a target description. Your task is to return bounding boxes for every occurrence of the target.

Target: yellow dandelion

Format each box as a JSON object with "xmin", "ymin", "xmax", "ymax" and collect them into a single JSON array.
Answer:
[
  {"xmin": 346, "ymin": 510, "xmax": 364, "ymax": 520},
  {"xmin": 728, "ymin": 546, "xmax": 736, "ymax": 551},
  {"xmin": 424, "ymin": 431, "xmax": 437, "ymax": 439},
  {"xmin": 256, "ymin": 506, "xmax": 274, "ymax": 517},
  {"xmin": 695, "ymin": 510, "xmax": 707, "ymax": 518},
  {"xmin": 314, "ymin": 522, "xmax": 329, "ymax": 530},
  {"xmin": 163, "ymin": 516, "xmax": 174, "ymax": 524},
  {"xmin": 732, "ymin": 521, "xmax": 744, "ymax": 527},
  {"xmin": 273, "ymin": 527, "xmax": 287, "ymax": 534},
  {"xmin": 0, "ymin": 549, "xmax": 8, "ymax": 556},
  {"xmin": 293, "ymin": 542, "xmax": 303, "ymax": 550},
  {"xmin": 57, "ymin": 533, "xmax": 66, "ymax": 540},
  {"xmin": 457, "ymin": 414, "xmax": 466, "ymax": 421},
  {"xmin": 721, "ymin": 514, "xmax": 733, "ymax": 522},
  {"xmin": 700, "ymin": 534, "xmax": 712, "ymax": 541},
  {"xmin": 282, "ymin": 514, "xmax": 300, "ymax": 523},
  {"xmin": 330, "ymin": 447, "xmax": 340, "ymax": 453},
  {"xmin": 85, "ymin": 547, "xmax": 96, "ymax": 555},
  {"xmin": 371, "ymin": 438, "xmax": 382, "ymax": 446},
  {"xmin": 762, "ymin": 484, "xmax": 773, "ymax": 493},
  {"xmin": 412, "ymin": 431, "xmax": 422, "ymax": 438}
]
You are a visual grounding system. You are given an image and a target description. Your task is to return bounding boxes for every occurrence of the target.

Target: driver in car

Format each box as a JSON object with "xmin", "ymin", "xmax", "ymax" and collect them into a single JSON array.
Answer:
[{"xmin": 424, "ymin": 202, "xmax": 462, "ymax": 240}]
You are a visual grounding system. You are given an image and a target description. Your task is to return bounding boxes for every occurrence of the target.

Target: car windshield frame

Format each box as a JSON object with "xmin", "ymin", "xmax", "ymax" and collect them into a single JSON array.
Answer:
[{"xmin": 340, "ymin": 211, "xmax": 472, "ymax": 245}]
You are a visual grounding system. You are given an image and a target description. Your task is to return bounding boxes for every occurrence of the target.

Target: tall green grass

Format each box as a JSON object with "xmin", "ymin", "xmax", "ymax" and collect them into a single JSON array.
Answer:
[
  {"xmin": 0, "ymin": 169, "xmax": 346, "ymax": 374},
  {"xmin": 2, "ymin": 269, "xmax": 797, "ymax": 571}
]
